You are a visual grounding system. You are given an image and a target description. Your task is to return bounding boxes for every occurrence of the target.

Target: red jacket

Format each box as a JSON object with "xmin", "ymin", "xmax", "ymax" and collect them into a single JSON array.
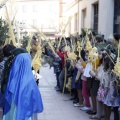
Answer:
[{"xmin": 57, "ymin": 51, "xmax": 67, "ymax": 68}]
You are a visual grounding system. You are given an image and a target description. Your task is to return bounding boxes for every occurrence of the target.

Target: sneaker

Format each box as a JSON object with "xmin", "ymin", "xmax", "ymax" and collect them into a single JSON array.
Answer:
[
  {"xmin": 80, "ymin": 106, "xmax": 91, "ymax": 111},
  {"xmin": 87, "ymin": 111, "xmax": 97, "ymax": 115},
  {"xmin": 74, "ymin": 103, "xmax": 83, "ymax": 107}
]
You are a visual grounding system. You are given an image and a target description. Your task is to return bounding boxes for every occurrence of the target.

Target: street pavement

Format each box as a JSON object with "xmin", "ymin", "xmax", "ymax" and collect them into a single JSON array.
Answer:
[{"xmin": 38, "ymin": 65, "xmax": 114, "ymax": 120}]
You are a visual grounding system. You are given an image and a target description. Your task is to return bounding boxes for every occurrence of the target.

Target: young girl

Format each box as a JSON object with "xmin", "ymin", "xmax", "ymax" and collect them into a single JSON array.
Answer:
[
  {"xmin": 73, "ymin": 59, "xmax": 83, "ymax": 107},
  {"xmin": 112, "ymin": 78, "xmax": 120, "ymax": 120},
  {"xmin": 79, "ymin": 51, "xmax": 91, "ymax": 111},
  {"xmin": 88, "ymin": 51, "xmax": 105, "ymax": 115},
  {"xmin": 72, "ymin": 50, "xmax": 86, "ymax": 105},
  {"xmin": 103, "ymin": 62, "xmax": 120, "ymax": 120},
  {"xmin": 90, "ymin": 55, "xmax": 110, "ymax": 119},
  {"xmin": 97, "ymin": 56, "xmax": 111, "ymax": 120}
]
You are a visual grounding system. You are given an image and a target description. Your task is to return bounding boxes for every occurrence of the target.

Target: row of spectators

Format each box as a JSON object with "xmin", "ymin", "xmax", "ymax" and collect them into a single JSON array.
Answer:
[{"xmin": 43, "ymin": 33, "xmax": 120, "ymax": 120}]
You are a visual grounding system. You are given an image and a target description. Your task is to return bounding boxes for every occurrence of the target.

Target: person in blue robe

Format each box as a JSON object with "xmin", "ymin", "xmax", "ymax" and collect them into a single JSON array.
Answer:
[{"xmin": 2, "ymin": 48, "xmax": 43, "ymax": 120}]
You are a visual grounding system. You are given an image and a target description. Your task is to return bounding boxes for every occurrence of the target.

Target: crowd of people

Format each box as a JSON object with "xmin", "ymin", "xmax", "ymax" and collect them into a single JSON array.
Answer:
[
  {"xmin": 43, "ymin": 33, "xmax": 120, "ymax": 120},
  {"xmin": 0, "ymin": 32, "xmax": 120, "ymax": 120}
]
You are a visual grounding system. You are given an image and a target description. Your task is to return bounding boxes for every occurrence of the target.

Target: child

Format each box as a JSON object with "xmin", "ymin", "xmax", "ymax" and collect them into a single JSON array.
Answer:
[
  {"xmin": 53, "ymin": 55, "xmax": 62, "ymax": 91},
  {"xmin": 88, "ymin": 51, "xmax": 105, "ymax": 115},
  {"xmin": 89, "ymin": 55, "xmax": 109, "ymax": 119},
  {"xmin": 73, "ymin": 59, "xmax": 83, "ymax": 107},
  {"xmin": 104, "ymin": 62, "xmax": 120, "ymax": 120}
]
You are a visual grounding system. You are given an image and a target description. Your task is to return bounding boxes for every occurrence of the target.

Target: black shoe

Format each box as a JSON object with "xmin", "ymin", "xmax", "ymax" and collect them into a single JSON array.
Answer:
[
  {"xmin": 73, "ymin": 99, "xmax": 79, "ymax": 104},
  {"xmin": 64, "ymin": 90, "xmax": 69, "ymax": 94},
  {"xmin": 54, "ymin": 86, "xmax": 58, "ymax": 89},
  {"xmin": 70, "ymin": 97, "xmax": 76, "ymax": 100},
  {"xmin": 87, "ymin": 111, "xmax": 97, "ymax": 115},
  {"xmin": 56, "ymin": 87, "xmax": 61, "ymax": 91}
]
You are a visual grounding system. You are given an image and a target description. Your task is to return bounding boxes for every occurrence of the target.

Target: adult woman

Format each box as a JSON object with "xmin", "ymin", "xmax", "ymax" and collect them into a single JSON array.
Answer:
[{"xmin": 2, "ymin": 48, "xmax": 43, "ymax": 120}]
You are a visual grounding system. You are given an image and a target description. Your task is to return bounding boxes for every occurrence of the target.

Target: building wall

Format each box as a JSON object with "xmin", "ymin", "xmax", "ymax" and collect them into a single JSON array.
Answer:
[
  {"xmin": 0, "ymin": 0, "xmax": 59, "ymax": 37},
  {"xmin": 79, "ymin": 0, "xmax": 97, "ymax": 32},
  {"xmin": 59, "ymin": 0, "xmax": 63, "ymax": 17},
  {"xmin": 0, "ymin": 0, "xmax": 16, "ymax": 19},
  {"xmin": 15, "ymin": 0, "xmax": 59, "ymax": 34},
  {"xmin": 78, "ymin": 0, "xmax": 114, "ymax": 39},
  {"xmin": 99, "ymin": 0, "xmax": 114, "ymax": 38},
  {"xmin": 64, "ymin": 0, "xmax": 79, "ymax": 36},
  {"xmin": 0, "ymin": 0, "xmax": 116, "ymax": 39}
]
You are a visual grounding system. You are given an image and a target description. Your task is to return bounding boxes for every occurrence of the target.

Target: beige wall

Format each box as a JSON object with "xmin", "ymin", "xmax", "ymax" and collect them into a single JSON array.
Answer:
[
  {"xmin": 79, "ymin": 0, "xmax": 114, "ymax": 39},
  {"xmin": 79, "ymin": 0, "xmax": 99, "ymax": 31},
  {"xmin": 15, "ymin": 0, "xmax": 59, "ymax": 33},
  {"xmin": 98, "ymin": 0, "xmax": 114, "ymax": 38},
  {"xmin": 0, "ymin": 0, "xmax": 16, "ymax": 19},
  {"xmin": 64, "ymin": 0, "xmax": 79, "ymax": 36}
]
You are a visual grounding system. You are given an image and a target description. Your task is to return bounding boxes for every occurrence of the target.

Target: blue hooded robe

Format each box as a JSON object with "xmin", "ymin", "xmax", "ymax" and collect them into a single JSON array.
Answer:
[{"xmin": 3, "ymin": 53, "xmax": 43, "ymax": 120}]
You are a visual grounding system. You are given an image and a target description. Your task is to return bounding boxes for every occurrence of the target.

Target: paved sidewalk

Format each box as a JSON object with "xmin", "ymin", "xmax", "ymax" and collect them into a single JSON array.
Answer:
[{"xmin": 38, "ymin": 66, "xmax": 115, "ymax": 120}]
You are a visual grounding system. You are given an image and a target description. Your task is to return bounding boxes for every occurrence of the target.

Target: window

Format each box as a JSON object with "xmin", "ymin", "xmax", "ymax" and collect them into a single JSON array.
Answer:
[
  {"xmin": 49, "ymin": 4, "xmax": 54, "ymax": 12},
  {"xmin": 114, "ymin": 0, "xmax": 120, "ymax": 34},
  {"xmin": 93, "ymin": 3, "xmax": 99, "ymax": 33},
  {"xmin": 22, "ymin": 5, "xmax": 27, "ymax": 12},
  {"xmin": 82, "ymin": 9, "xmax": 87, "ymax": 28},
  {"xmin": 33, "ymin": 20, "xmax": 38, "ymax": 26},
  {"xmin": 22, "ymin": 20, "xmax": 26, "ymax": 24},
  {"xmin": 41, "ymin": 23, "xmax": 49, "ymax": 29},
  {"xmin": 33, "ymin": 5, "xmax": 38, "ymax": 12},
  {"xmin": 49, "ymin": 23, "xmax": 55, "ymax": 29},
  {"xmin": 41, "ymin": 24, "xmax": 44, "ymax": 29}
]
